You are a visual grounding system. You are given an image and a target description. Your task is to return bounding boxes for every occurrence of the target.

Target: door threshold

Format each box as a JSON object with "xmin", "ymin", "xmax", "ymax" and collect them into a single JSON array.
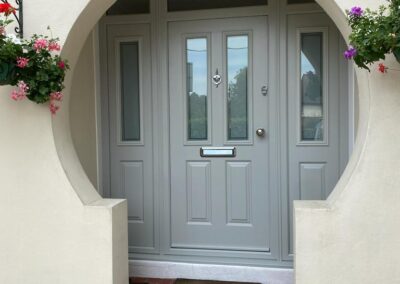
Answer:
[{"xmin": 129, "ymin": 260, "xmax": 293, "ymax": 284}]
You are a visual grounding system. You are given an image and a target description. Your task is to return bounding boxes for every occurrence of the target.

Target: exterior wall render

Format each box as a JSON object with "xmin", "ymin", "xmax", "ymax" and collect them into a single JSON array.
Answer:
[
  {"xmin": 0, "ymin": 0, "xmax": 397, "ymax": 283},
  {"xmin": 0, "ymin": 0, "xmax": 128, "ymax": 283},
  {"xmin": 71, "ymin": 32, "xmax": 99, "ymax": 189},
  {"xmin": 295, "ymin": 0, "xmax": 400, "ymax": 283}
]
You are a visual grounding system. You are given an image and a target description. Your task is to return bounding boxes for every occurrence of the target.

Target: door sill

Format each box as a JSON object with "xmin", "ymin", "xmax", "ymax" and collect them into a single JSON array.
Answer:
[{"xmin": 129, "ymin": 260, "xmax": 294, "ymax": 284}]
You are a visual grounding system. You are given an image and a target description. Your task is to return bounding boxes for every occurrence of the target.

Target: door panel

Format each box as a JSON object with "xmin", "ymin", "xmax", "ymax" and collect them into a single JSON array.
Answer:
[
  {"xmin": 169, "ymin": 17, "xmax": 270, "ymax": 252},
  {"xmin": 107, "ymin": 23, "xmax": 156, "ymax": 252}
]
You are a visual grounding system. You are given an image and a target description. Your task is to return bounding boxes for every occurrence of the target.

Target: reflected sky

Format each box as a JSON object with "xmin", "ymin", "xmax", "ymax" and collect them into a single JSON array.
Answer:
[
  {"xmin": 301, "ymin": 52, "xmax": 316, "ymax": 75},
  {"xmin": 186, "ymin": 36, "xmax": 249, "ymax": 96},
  {"xmin": 187, "ymin": 38, "xmax": 208, "ymax": 96},
  {"xmin": 227, "ymin": 35, "xmax": 248, "ymax": 84}
]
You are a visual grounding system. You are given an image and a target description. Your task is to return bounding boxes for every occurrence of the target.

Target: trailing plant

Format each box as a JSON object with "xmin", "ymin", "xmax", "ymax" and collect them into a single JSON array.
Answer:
[
  {"xmin": 0, "ymin": 2, "xmax": 69, "ymax": 114},
  {"xmin": 345, "ymin": 0, "xmax": 400, "ymax": 72}
]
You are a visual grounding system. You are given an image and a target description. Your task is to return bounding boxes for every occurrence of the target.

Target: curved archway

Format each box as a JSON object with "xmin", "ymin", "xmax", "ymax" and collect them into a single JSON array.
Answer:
[
  {"xmin": 52, "ymin": 0, "xmax": 117, "ymax": 204},
  {"xmin": 53, "ymin": 0, "xmax": 399, "ymax": 283}
]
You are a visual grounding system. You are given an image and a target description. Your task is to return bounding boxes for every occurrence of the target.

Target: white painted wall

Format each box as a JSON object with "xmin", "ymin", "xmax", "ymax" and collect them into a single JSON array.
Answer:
[
  {"xmin": 0, "ymin": 0, "xmax": 128, "ymax": 283},
  {"xmin": 0, "ymin": 0, "xmax": 397, "ymax": 283},
  {"xmin": 295, "ymin": 0, "xmax": 400, "ymax": 283},
  {"xmin": 70, "ymin": 32, "xmax": 99, "ymax": 189}
]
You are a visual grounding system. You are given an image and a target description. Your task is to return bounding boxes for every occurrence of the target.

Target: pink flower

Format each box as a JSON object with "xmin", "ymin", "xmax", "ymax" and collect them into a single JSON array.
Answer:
[
  {"xmin": 50, "ymin": 91, "xmax": 63, "ymax": 101},
  {"xmin": 16, "ymin": 57, "xmax": 29, "ymax": 68},
  {"xmin": 10, "ymin": 80, "xmax": 29, "ymax": 101},
  {"xmin": 57, "ymin": 60, "xmax": 65, "ymax": 69},
  {"xmin": 17, "ymin": 81, "xmax": 29, "ymax": 92},
  {"xmin": 33, "ymin": 38, "xmax": 48, "ymax": 52},
  {"xmin": 11, "ymin": 90, "xmax": 21, "ymax": 101},
  {"xmin": 48, "ymin": 41, "xmax": 61, "ymax": 52},
  {"xmin": 49, "ymin": 102, "xmax": 60, "ymax": 115}
]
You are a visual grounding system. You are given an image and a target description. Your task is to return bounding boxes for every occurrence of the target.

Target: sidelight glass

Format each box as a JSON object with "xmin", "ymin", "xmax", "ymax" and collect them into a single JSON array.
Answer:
[
  {"xmin": 227, "ymin": 35, "xmax": 249, "ymax": 141},
  {"xmin": 300, "ymin": 33, "xmax": 324, "ymax": 141},
  {"xmin": 120, "ymin": 42, "xmax": 141, "ymax": 141},
  {"xmin": 186, "ymin": 38, "xmax": 208, "ymax": 140}
]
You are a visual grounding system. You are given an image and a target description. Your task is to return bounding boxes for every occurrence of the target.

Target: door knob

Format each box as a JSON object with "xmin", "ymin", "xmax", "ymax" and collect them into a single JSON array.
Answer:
[{"xmin": 256, "ymin": 128, "xmax": 266, "ymax": 137}]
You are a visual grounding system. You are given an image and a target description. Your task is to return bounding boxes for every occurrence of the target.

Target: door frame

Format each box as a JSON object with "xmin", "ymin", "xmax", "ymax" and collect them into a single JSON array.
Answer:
[{"xmin": 97, "ymin": 0, "xmax": 354, "ymax": 267}]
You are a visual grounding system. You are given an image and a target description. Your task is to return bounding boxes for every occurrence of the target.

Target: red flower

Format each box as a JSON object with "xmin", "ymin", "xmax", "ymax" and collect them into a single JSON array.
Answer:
[
  {"xmin": 378, "ymin": 63, "xmax": 388, "ymax": 73},
  {"xmin": 57, "ymin": 60, "xmax": 65, "ymax": 69},
  {"xmin": 0, "ymin": 3, "xmax": 16, "ymax": 16}
]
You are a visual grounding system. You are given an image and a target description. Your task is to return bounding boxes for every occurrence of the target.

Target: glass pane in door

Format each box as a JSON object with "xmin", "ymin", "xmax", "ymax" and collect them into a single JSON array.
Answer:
[
  {"xmin": 186, "ymin": 38, "xmax": 208, "ymax": 140},
  {"xmin": 300, "ymin": 32, "xmax": 324, "ymax": 141},
  {"xmin": 120, "ymin": 42, "xmax": 141, "ymax": 141},
  {"xmin": 227, "ymin": 35, "xmax": 249, "ymax": 140}
]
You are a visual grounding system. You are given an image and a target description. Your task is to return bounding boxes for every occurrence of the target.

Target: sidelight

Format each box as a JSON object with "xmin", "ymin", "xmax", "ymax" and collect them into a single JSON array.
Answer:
[
  {"xmin": 120, "ymin": 42, "xmax": 141, "ymax": 142},
  {"xmin": 300, "ymin": 32, "xmax": 325, "ymax": 142}
]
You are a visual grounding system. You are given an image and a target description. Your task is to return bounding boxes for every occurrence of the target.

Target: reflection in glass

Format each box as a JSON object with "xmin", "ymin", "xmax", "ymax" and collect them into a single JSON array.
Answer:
[
  {"xmin": 300, "ymin": 33, "xmax": 323, "ymax": 141},
  {"xmin": 227, "ymin": 35, "xmax": 249, "ymax": 140},
  {"xmin": 120, "ymin": 42, "xmax": 140, "ymax": 141},
  {"xmin": 186, "ymin": 38, "xmax": 208, "ymax": 140}
]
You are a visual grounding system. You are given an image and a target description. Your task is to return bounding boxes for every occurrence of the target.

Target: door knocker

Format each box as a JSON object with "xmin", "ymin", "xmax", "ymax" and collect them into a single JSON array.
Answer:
[{"xmin": 212, "ymin": 69, "xmax": 222, "ymax": 88}]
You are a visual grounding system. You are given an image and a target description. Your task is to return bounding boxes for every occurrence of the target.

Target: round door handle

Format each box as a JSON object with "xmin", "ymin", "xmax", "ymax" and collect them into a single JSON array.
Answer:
[{"xmin": 256, "ymin": 128, "xmax": 266, "ymax": 137}]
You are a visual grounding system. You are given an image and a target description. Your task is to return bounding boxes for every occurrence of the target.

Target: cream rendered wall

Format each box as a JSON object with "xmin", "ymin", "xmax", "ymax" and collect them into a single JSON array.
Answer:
[
  {"xmin": 295, "ymin": 0, "xmax": 400, "ymax": 283},
  {"xmin": 0, "ymin": 0, "xmax": 128, "ymax": 283},
  {"xmin": 70, "ymin": 32, "xmax": 99, "ymax": 189}
]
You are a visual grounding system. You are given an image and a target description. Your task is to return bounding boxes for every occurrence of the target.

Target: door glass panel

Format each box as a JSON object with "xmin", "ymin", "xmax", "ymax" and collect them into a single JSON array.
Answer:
[
  {"xmin": 120, "ymin": 42, "xmax": 141, "ymax": 141},
  {"xmin": 300, "ymin": 33, "xmax": 324, "ymax": 141},
  {"xmin": 227, "ymin": 35, "xmax": 249, "ymax": 141},
  {"xmin": 168, "ymin": 0, "xmax": 267, "ymax": 12},
  {"xmin": 107, "ymin": 0, "xmax": 150, "ymax": 15},
  {"xmin": 186, "ymin": 38, "xmax": 208, "ymax": 140}
]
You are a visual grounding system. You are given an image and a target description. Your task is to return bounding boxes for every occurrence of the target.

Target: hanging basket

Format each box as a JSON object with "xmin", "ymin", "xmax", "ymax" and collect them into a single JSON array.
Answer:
[
  {"xmin": 0, "ymin": 62, "xmax": 16, "ymax": 85},
  {"xmin": 393, "ymin": 48, "xmax": 400, "ymax": 65}
]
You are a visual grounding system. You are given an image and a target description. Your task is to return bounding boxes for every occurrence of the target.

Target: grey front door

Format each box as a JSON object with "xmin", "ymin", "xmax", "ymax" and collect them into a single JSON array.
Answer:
[{"xmin": 169, "ymin": 17, "xmax": 271, "ymax": 252}]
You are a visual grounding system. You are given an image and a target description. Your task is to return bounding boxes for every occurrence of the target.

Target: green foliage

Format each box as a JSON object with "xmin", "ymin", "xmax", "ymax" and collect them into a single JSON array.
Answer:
[{"xmin": 347, "ymin": 0, "xmax": 400, "ymax": 70}]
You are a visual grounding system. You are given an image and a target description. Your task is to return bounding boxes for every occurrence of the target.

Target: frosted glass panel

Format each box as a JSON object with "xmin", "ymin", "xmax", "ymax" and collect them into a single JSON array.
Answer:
[
  {"xmin": 168, "ymin": 0, "xmax": 267, "ymax": 12},
  {"xmin": 120, "ymin": 42, "xmax": 141, "ymax": 141},
  {"xmin": 107, "ymin": 0, "xmax": 149, "ymax": 15},
  {"xmin": 186, "ymin": 38, "xmax": 208, "ymax": 140},
  {"xmin": 227, "ymin": 35, "xmax": 249, "ymax": 141},
  {"xmin": 300, "ymin": 33, "xmax": 323, "ymax": 141}
]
